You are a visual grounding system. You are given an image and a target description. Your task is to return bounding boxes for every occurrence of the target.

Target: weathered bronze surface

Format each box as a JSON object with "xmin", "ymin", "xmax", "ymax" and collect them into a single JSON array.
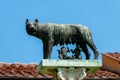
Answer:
[{"xmin": 26, "ymin": 19, "xmax": 99, "ymax": 59}]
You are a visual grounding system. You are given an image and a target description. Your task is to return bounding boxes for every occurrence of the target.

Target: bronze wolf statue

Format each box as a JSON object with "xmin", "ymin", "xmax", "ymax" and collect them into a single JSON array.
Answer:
[{"xmin": 26, "ymin": 19, "xmax": 99, "ymax": 59}]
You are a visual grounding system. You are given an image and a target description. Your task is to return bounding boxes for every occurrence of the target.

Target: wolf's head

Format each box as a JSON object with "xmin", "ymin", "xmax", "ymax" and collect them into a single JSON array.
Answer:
[{"xmin": 26, "ymin": 19, "xmax": 39, "ymax": 36}]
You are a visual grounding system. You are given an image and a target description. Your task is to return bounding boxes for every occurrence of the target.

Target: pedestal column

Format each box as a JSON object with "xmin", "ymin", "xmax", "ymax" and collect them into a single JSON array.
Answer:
[{"xmin": 37, "ymin": 59, "xmax": 101, "ymax": 80}]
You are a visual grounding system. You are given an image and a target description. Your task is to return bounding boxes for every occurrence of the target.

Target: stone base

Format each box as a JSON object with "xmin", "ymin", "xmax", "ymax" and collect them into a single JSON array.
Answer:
[
  {"xmin": 57, "ymin": 67, "xmax": 86, "ymax": 80},
  {"xmin": 37, "ymin": 59, "xmax": 101, "ymax": 80}
]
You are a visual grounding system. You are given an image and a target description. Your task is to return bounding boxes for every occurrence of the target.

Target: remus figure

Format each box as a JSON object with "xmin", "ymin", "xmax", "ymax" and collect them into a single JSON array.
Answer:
[
  {"xmin": 57, "ymin": 46, "xmax": 72, "ymax": 59},
  {"xmin": 71, "ymin": 45, "xmax": 82, "ymax": 59}
]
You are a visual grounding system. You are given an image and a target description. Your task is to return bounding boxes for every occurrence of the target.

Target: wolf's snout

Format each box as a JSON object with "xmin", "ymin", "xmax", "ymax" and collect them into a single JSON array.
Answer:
[{"xmin": 26, "ymin": 26, "xmax": 36, "ymax": 35}]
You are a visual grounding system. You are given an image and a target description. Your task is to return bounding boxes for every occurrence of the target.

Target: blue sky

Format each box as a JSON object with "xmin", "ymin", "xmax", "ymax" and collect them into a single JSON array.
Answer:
[{"xmin": 0, "ymin": 0, "xmax": 120, "ymax": 63}]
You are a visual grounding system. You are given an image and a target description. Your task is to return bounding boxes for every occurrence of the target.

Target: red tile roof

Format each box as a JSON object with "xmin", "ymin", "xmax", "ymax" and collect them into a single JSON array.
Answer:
[
  {"xmin": 104, "ymin": 52, "xmax": 120, "ymax": 61},
  {"xmin": 0, "ymin": 63, "xmax": 52, "ymax": 79},
  {"xmin": 87, "ymin": 68, "xmax": 120, "ymax": 78},
  {"xmin": 0, "ymin": 62, "xmax": 120, "ymax": 79}
]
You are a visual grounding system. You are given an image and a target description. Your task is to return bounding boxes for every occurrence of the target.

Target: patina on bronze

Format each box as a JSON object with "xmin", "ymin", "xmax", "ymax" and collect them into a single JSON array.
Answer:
[{"xmin": 26, "ymin": 19, "xmax": 99, "ymax": 59}]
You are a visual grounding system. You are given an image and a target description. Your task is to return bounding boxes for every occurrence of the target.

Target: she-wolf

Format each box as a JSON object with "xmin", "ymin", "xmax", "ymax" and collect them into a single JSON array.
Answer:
[{"xmin": 26, "ymin": 19, "xmax": 99, "ymax": 59}]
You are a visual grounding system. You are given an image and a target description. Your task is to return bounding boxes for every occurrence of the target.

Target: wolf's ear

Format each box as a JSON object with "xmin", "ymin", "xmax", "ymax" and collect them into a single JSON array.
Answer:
[
  {"xmin": 26, "ymin": 19, "xmax": 29, "ymax": 24},
  {"xmin": 35, "ymin": 19, "xmax": 38, "ymax": 23}
]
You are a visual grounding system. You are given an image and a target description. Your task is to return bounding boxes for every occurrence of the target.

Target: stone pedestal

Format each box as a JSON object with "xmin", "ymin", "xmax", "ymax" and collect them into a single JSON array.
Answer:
[
  {"xmin": 37, "ymin": 59, "xmax": 101, "ymax": 80},
  {"xmin": 57, "ymin": 67, "xmax": 86, "ymax": 80}
]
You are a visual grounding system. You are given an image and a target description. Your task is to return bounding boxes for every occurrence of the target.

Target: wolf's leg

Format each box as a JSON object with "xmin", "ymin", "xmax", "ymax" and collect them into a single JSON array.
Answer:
[
  {"xmin": 79, "ymin": 43, "xmax": 91, "ymax": 59},
  {"xmin": 87, "ymin": 40, "xmax": 99, "ymax": 59},
  {"xmin": 43, "ymin": 40, "xmax": 54, "ymax": 59}
]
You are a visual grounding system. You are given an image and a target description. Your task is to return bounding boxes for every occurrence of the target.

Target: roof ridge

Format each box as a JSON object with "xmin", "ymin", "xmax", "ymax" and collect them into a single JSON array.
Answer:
[{"xmin": 104, "ymin": 52, "xmax": 120, "ymax": 61}]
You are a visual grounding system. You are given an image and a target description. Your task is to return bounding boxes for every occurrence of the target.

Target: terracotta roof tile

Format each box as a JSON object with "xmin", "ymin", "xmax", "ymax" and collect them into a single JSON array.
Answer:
[
  {"xmin": 0, "ymin": 63, "xmax": 52, "ymax": 78},
  {"xmin": 0, "ymin": 62, "xmax": 120, "ymax": 79},
  {"xmin": 105, "ymin": 52, "xmax": 120, "ymax": 61},
  {"xmin": 87, "ymin": 68, "xmax": 120, "ymax": 78}
]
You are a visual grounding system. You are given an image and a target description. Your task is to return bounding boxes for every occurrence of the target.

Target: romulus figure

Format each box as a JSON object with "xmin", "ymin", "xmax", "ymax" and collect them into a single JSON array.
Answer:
[
  {"xmin": 57, "ymin": 46, "xmax": 72, "ymax": 59},
  {"xmin": 26, "ymin": 19, "xmax": 99, "ymax": 59}
]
